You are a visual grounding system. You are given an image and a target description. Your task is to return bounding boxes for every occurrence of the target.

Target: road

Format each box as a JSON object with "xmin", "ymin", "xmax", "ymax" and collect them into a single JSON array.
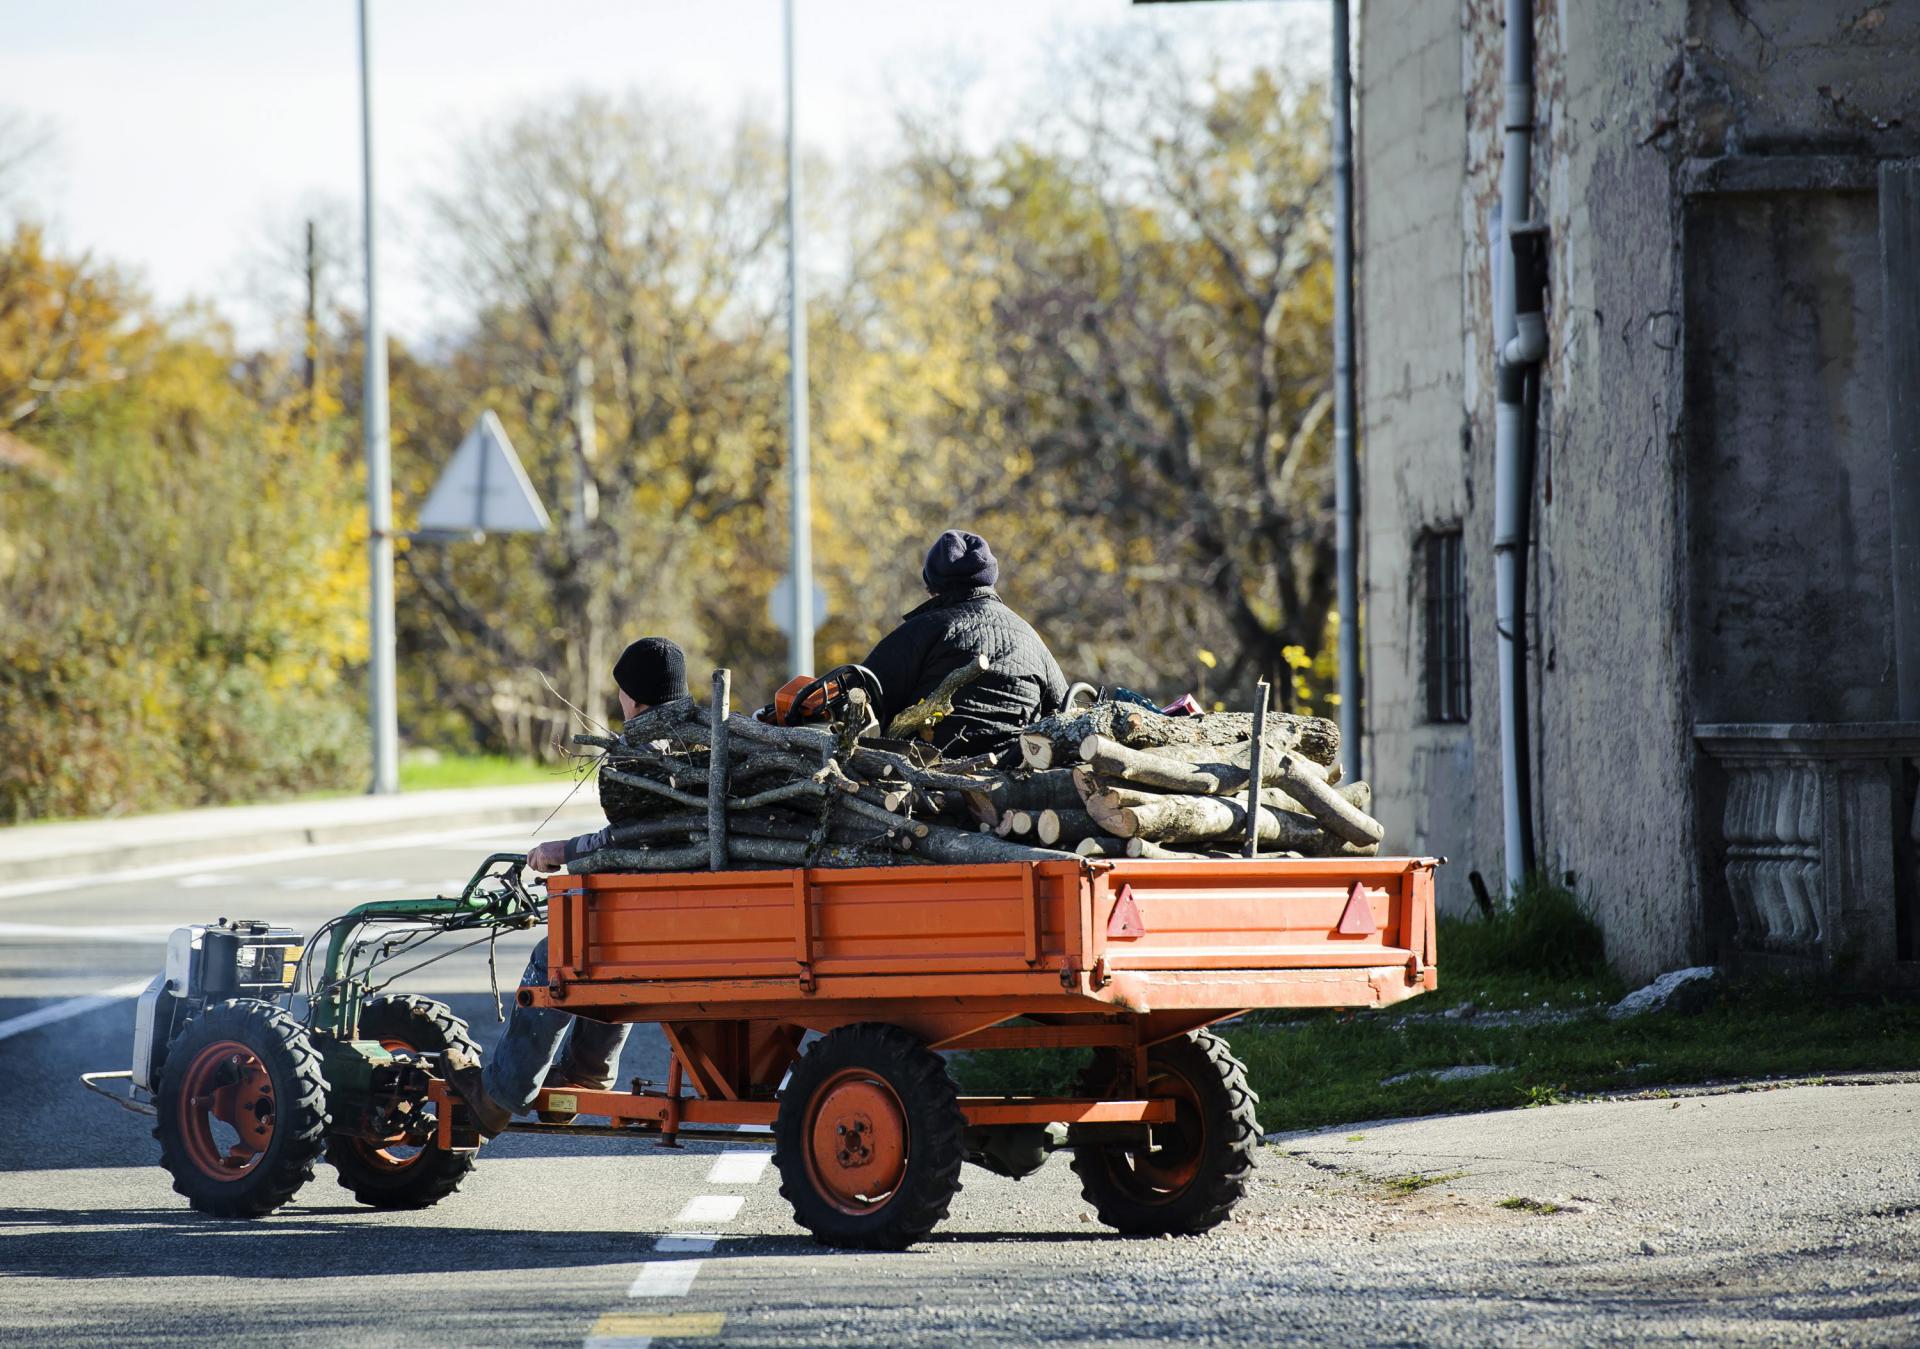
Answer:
[{"xmin": 2, "ymin": 822, "xmax": 1917, "ymax": 1346}]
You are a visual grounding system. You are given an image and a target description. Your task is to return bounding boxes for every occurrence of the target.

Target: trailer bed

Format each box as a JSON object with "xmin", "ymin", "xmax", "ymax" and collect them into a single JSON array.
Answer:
[{"xmin": 533, "ymin": 855, "xmax": 1437, "ymax": 1047}]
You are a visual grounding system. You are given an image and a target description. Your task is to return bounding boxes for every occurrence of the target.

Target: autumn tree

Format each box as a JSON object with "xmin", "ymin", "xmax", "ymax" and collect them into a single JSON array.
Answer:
[
  {"xmin": 393, "ymin": 93, "xmax": 793, "ymax": 754},
  {"xmin": 840, "ymin": 42, "xmax": 1338, "ymax": 712}
]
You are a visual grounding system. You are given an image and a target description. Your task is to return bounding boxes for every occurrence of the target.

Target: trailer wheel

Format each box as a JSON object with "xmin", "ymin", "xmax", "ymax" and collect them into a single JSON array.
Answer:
[
  {"xmin": 774, "ymin": 1023, "xmax": 965, "ymax": 1250},
  {"xmin": 1071, "ymin": 1028, "xmax": 1259, "ymax": 1235},
  {"xmin": 327, "ymin": 996, "xmax": 479, "ymax": 1209},
  {"xmin": 153, "ymin": 999, "xmax": 330, "ymax": 1219}
]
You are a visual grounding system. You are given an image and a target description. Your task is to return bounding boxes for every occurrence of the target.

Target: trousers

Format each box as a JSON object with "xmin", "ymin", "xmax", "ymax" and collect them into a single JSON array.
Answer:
[{"xmin": 480, "ymin": 937, "xmax": 632, "ymax": 1111}]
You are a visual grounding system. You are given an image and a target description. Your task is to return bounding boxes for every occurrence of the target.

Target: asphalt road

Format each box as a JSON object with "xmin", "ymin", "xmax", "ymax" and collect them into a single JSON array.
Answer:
[{"xmin": 2, "ymin": 822, "xmax": 1917, "ymax": 1346}]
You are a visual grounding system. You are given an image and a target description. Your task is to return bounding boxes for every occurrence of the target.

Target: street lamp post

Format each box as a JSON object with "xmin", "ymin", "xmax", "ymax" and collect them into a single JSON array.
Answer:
[
  {"xmin": 784, "ymin": 0, "xmax": 814, "ymax": 676},
  {"xmin": 358, "ymin": 0, "xmax": 399, "ymax": 794}
]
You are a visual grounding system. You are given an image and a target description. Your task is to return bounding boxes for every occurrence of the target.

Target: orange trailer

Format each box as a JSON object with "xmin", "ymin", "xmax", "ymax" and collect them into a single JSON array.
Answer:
[{"xmin": 482, "ymin": 854, "xmax": 1438, "ymax": 1247}]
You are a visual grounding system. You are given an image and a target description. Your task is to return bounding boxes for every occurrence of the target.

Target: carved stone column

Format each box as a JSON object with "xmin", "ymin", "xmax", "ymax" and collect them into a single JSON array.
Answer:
[{"xmin": 1694, "ymin": 723, "xmax": 1920, "ymax": 972}]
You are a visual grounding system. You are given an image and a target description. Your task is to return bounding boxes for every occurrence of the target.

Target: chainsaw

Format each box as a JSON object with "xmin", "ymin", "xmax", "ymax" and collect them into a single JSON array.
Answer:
[{"xmin": 756, "ymin": 663, "xmax": 884, "ymax": 734}]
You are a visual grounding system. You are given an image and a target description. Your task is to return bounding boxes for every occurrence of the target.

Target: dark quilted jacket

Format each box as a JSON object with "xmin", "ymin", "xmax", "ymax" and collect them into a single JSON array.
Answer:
[{"xmin": 860, "ymin": 587, "xmax": 1070, "ymax": 754}]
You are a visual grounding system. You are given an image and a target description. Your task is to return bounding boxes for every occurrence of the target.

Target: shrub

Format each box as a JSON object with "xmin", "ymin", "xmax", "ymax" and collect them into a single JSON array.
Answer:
[{"xmin": 1441, "ymin": 874, "xmax": 1608, "ymax": 981}]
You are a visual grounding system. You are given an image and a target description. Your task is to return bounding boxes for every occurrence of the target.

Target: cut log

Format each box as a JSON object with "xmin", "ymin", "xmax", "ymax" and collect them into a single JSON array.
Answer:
[
  {"xmin": 886, "ymin": 655, "xmax": 989, "ymax": 740},
  {"xmin": 835, "ymin": 793, "xmax": 930, "ymax": 838},
  {"xmin": 569, "ymin": 843, "xmax": 707, "ymax": 873},
  {"xmin": 1085, "ymin": 791, "xmax": 1333, "ymax": 850},
  {"xmin": 602, "ymin": 814, "xmax": 707, "ymax": 845},
  {"xmin": 1273, "ymin": 753, "xmax": 1383, "ymax": 846},
  {"xmin": 1073, "ymin": 835, "xmax": 1130, "ymax": 858},
  {"xmin": 914, "ymin": 821, "xmax": 1077, "ymax": 865},
  {"xmin": 726, "ymin": 810, "xmax": 824, "ymax": 843},
  {"xmin": 847, "ymin": 746, "xmax": 992, "ymax": 794},
  {"xmin": 1116, "ymin": 706, "xmax": 1340, "ymax": 768},
  {"xmin": 1124, "ymin": 838, "xmax": 1212, "ymax": 860},
  {"xmin": 1088, "ymin": 782, "xmax": 1315, "ymax": 815},
  {"xmin": 961, "ymin": 768, "xmax": 1084, "ymax": 822},
  {"xmin": 1016, "ymin": 702, "xmax": 1152, "ymax": 770},
  {"xmin": 1035, "ymin": 808, "xmax": 1100, "ymax": 848},
  {"xmin": 1001, "ymin": 810, "xmax": 1033, "ymax": 838},
  {"xmin": 601, "ymin": 767, "xmax": 707, "ymax": 810},
  {"xmin": 1077, "ymin": 734, "xmax": 1349, "ymax": 796}
]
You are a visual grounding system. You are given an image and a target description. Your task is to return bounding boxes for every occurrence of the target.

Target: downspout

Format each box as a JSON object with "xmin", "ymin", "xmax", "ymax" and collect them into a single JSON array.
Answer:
[
  {"xmin": 1331, "ymin": 0, "xmax": 1363, "ymax": 783},
  {"xmin": 1493, "ymin": 0, "xmax": 1549, "ymax": 895}
]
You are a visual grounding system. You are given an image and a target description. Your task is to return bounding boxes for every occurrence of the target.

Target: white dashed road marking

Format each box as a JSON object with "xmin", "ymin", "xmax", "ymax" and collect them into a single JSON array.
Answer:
[
  {"xmin": 0, "ymin": 979, "xmax": 151, "ymax": 1043},
  {"xmin": 653, "ymin": 1233, "xmax": 721, "ymax": 1254},
  {"xmin": 627, "ymin": 1260, "xmax": 705, "ymax": 1298},
  {"xmin": 706, "ymin": 1150, "xmax": 772, "ymax": 1185},
  {"xmin": 674, "ymin": 1194, "xmax": 744, "ymax": 1225}
]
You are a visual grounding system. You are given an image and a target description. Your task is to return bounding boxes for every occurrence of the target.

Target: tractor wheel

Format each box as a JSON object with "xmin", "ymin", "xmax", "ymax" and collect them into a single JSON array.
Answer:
[
  {"xmin": 1070, "ymin": 1028, "xmax": 1259, "ymax": 1236},
  {"xmin": 327, "ymin": 995, "xmax": 479, "ymax": 1209},
  {"xmin": 153, "ymin": 999, "xmax": 330, "ymax": 1219},
  {"xmin": 773, "ymin": 1023, "xmax": 966, "ymax": 1250}
]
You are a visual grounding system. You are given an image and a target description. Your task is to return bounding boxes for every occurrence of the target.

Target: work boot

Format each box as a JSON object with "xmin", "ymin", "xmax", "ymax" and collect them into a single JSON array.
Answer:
[{"xmin": 441, "ymin": 1046, "xmax": 513, "ymax": 1139}]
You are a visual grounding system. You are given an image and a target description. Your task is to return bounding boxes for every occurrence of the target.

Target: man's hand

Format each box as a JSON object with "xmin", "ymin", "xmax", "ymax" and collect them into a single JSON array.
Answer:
[{"xmin": 526, "ymin": 840, "xmax": 568, "ymax": 873}]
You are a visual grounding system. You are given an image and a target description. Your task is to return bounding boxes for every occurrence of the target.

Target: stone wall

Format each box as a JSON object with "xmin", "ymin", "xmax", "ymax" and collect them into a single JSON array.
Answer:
[
  {"xmin": 1355, "ymin": 0, "xmax": 1473, "ymax": 914},
  {"xmin": 1356, "ymin": 0, "xmax": 1920, "ymax": 980}
]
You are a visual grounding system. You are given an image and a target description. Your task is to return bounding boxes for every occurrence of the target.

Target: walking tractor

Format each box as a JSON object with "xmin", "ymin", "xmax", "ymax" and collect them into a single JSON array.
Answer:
[{"xmin": 88, "ymin": 850, "xmax": 1437, "ymax": 1247}]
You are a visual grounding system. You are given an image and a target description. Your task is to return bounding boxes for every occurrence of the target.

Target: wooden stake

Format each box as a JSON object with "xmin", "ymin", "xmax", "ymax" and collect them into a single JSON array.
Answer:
[
  {"xmin": 1245, "ymin": 680, "xmax": 1269, "ymax": 859},
  {"xmin": 707, "ymin": 670, "xmax": 732, "ymax": 871}
]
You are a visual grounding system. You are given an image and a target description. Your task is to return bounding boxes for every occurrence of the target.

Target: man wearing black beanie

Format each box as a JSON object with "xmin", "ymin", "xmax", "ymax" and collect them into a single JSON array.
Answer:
[
  {"xmin": 446, "ymin": 637, "xmax": 687, "ymax": 1136},
  {"xmin": 860, "ymin": 528, "xmax": 1069, "ymax": 756}
]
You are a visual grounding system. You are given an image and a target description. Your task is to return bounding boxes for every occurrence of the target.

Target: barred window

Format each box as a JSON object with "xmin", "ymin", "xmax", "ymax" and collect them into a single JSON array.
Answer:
[{"xmin": 1424, "ymin": 529, "xmax": 1469, "ymax": 724}]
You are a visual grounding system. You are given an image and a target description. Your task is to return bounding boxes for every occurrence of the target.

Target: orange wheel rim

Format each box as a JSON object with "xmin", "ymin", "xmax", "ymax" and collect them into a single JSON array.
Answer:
[
  {"xmin": 1097, "ymin": 1059, "xmax": 1207, "ymax": 1204},
  {"xmin": 176, "ymin": 1040, "xmax": 275, "ymax": 1180},
  {"xmin": 1133, "ymin": 1066, "xmax": 1207, "ymax": 1194},
  {"xmin": 803, "ymin": 1068, "xmax": 909, "ymax": 1216},
  {"xmin": 351, "ymin": 1037, "xmax": 429, "ymax": 1171}
]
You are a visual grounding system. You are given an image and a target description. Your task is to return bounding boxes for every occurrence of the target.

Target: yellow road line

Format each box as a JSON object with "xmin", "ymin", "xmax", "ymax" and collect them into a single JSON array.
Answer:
[{"xmin": 587, "ymin": 1311, "xmax": 726, "ymax": 1339}]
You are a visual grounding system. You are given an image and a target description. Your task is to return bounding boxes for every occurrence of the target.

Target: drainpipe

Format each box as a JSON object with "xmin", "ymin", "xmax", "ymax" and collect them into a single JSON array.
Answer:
[
  {"xmin": 1330, "ymin": 0, "xmax": 1363, "ymax": 785},
  {"xmin": 1493, "ymin": 0, "xmax": 1548, "ymax": 896}
]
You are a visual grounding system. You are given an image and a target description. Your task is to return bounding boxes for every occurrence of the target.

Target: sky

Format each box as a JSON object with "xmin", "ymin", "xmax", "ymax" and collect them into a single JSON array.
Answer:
[{"xmin": 0, "ymin": 1, "xmax": 1326, "ymax": 344}]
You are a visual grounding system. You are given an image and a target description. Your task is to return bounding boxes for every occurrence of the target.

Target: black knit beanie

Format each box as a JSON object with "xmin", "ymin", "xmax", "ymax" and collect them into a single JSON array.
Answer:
[
  {"xmin": 922, "ymin": 529, "xmax": 999, "ymax": 593},
  {"xmin": 612, "ymin": 637, "xmax": 687, "ymax": 706}
]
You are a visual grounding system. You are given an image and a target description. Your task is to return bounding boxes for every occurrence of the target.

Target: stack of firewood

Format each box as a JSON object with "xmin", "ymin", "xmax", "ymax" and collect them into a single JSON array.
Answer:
[
  {"xmin": 963, "ymin": 701, "xmax": 1380, "ymax": 860},
  {"xmin": 564, "ymin": 667, "xmax": 1381, "ymax": 874}
]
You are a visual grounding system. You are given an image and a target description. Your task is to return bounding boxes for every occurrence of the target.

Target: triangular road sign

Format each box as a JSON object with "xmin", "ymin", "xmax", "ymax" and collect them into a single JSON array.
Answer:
[{"xmin": 416, "ymin": 410, "xmax": 551, "ymax": 535}]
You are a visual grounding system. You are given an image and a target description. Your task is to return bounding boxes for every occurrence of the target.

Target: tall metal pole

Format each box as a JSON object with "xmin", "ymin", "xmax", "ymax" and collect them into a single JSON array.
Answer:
[
  {"xmin": 359, "ymin": 0, "xmax": 399, "ymax": 794},
  {"xmin": 784, "ymin": 0, "xmax": 815, "ymax": 676},
  {"xmin": 1330, "ymin": 0, "xmax": 1363, "ymax": 783}
]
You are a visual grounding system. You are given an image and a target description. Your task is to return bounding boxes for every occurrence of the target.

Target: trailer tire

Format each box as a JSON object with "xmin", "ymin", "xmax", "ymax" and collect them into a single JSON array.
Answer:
[
  {"xmin": 1070, "ymin": 1028, "xmax": 1259, "ymax": 1235},
  {"xmin": 153, "ymin": 999, "xmax": 330, "ymax": 1219},
  {"xmin": 327, "ymin": 995, "xmax": 480, "ymax": 1209},
  {"xmin": 774, "ymin": 1022, "xmax": 965, "ymax": 1250}
]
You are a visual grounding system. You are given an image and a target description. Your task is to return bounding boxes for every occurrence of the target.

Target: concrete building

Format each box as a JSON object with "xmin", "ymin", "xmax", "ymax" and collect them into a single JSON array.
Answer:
[{"xmin": 1355, "ymin": 1, "xmax": 1920, "ymax": 981}]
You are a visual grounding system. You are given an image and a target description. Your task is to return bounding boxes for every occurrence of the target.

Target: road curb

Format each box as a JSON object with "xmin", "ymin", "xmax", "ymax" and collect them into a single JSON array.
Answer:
[{"xmin": 0, "ymin": 785, "xmax": 601, "ymax": 884}]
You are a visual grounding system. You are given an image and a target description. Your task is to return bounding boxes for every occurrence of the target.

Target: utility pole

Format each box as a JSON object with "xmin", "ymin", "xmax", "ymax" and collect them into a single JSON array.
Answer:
[
  {"xmin": 303, "ymin": 219, "xmax": 321, "ymax": 406},
  {"xmin": 572, "ymin": 354, "xmax": 607, "ymax": 723},
  {"xmin": 358, "ymin": 0, "xmax": 399, "ymax": 795},
  {"xmin": 1330, "ymin": 0, "xmax": 1362, "ymax": 785},
  {"xmin": 784, "ymin": 0, "xmax": 814, "ymax": 676}
]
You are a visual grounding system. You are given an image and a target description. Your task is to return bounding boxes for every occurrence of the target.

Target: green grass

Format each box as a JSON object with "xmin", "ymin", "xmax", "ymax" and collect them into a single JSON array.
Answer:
[
  {"xmin": 1498, "ymin": 1196, "xmax": 1564, "ymax": 1215},
  {"xmin": 952, "ymin": 877, "xmax": 1920, "ymax": 1134},
  {"xmin": 397, "ymin": 753, "xmax": 571, "ymax": 792},
  {"xmin": 1381, "ymin": 1170, "xmax": 1466, "ymax": 1196}
]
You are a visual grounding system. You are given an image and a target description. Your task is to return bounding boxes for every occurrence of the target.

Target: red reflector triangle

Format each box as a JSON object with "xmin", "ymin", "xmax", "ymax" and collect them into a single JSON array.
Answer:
[
  {"xmin": 1107, "ymin": 884, "xmax": 1146, "ymax": 939},
  {"xmin": 1336, "ymin": 881, "xmax": 1375, "ymax": 936}
]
